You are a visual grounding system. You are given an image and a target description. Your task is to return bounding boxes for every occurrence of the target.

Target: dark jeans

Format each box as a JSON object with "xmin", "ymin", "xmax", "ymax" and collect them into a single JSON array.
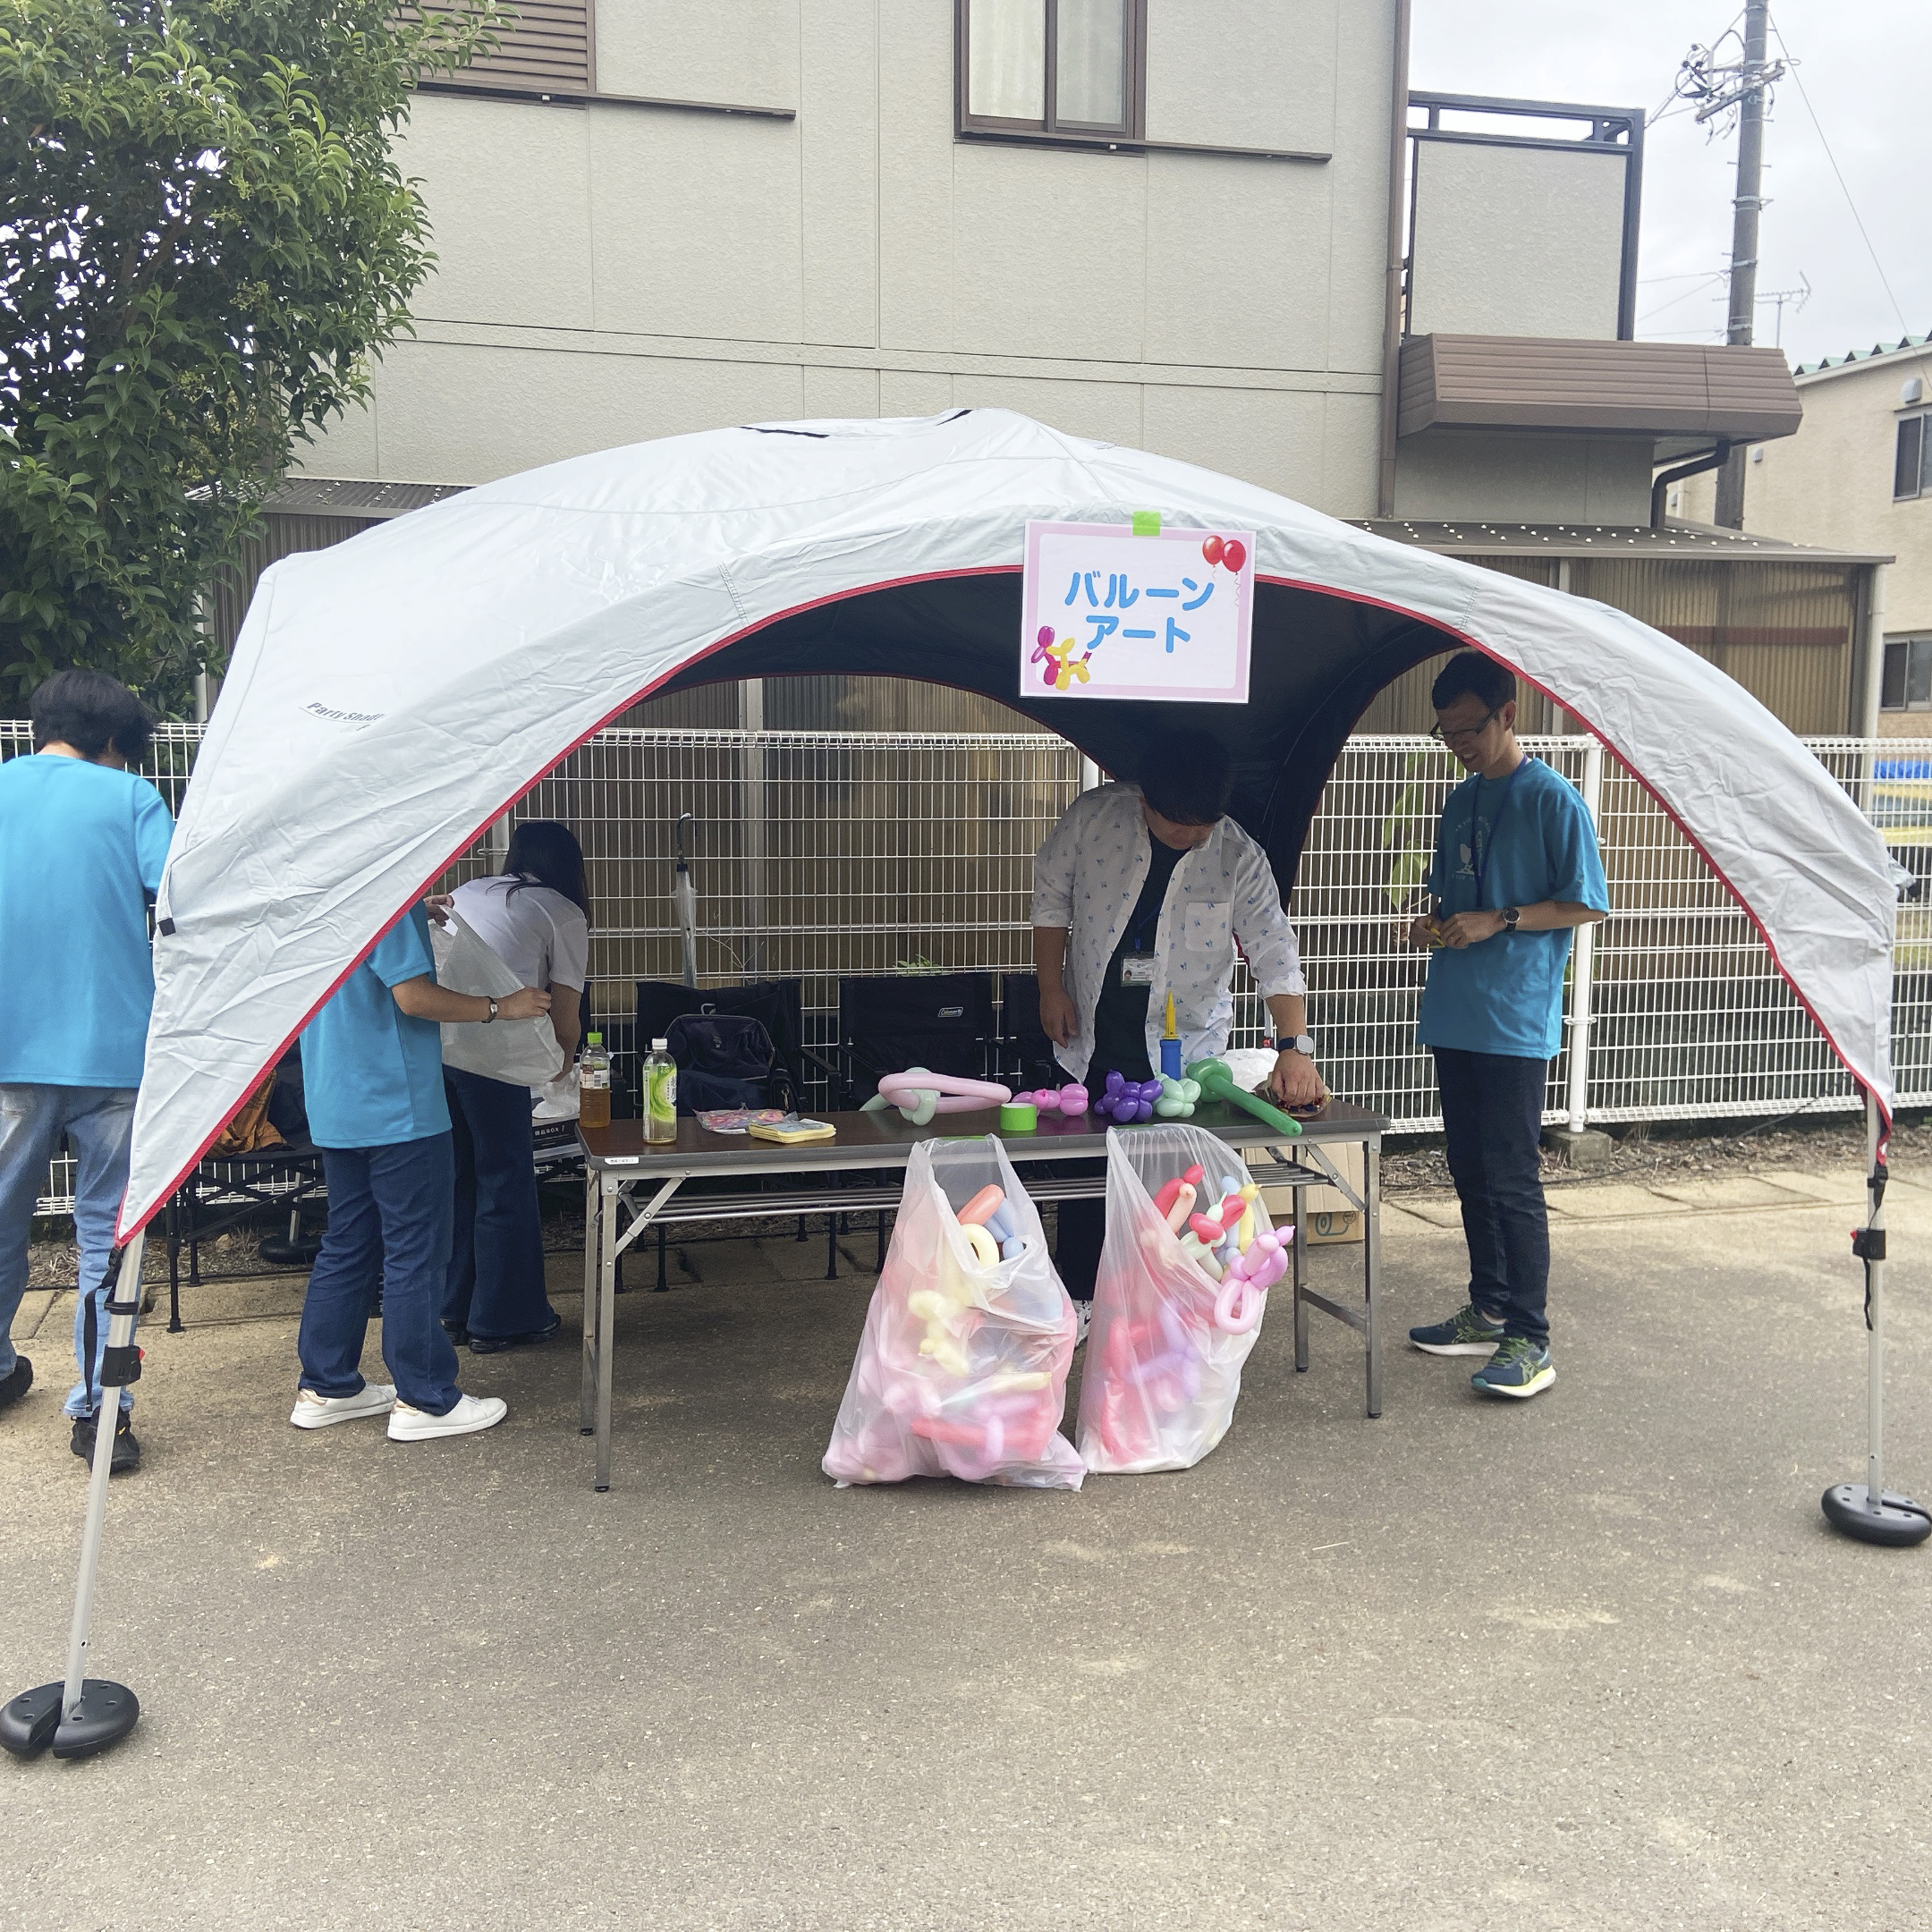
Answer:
[
  {"xmin": 1434, "ymin": 1047, "xmax": 1551, "ymax": 1345},
  {"xmin": 1047, "ymin": 1055, "xmax": 1126, "ymax": 1303},
  {"xmin": 1053, "ymin": 1185, "xmax": 1108, "ymax": 1303},
  {"xmin": 444, "ymin": 1067, "xmax": 555, "ymax": 1343},
  {"xmin": 298, "ymin": 1133, "xmax": 462, "ymax": 1415}
]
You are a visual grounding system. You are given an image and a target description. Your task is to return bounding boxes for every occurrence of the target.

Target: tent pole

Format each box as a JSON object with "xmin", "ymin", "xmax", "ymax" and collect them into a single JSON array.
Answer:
[
  {"xmin": 0, "ymin": 1233, "xmax": 148, "ymax": 1758},
  {"xmin": 1822, "ymin": 1092, "xmax": 1930, "ymax": 1546}
]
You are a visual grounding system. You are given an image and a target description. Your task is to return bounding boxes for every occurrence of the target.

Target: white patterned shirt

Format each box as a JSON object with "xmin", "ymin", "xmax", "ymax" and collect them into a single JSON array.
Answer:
[{"xmin": 1030, "ymin": 782, "xmax": 1306, "ymax": 1082}]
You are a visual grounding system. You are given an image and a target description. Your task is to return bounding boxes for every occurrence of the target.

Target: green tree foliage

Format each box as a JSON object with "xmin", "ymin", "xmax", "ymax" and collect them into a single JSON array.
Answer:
[{"xmin": 0, "ymin": 0, "xmax": 503, "ymax": 713}]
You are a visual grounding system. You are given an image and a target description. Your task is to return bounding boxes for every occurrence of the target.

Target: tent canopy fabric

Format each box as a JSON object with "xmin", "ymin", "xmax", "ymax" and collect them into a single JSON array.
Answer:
[{"xmin": 120, "ymin": 410, "xmax": 1895, "ymax": 1239}]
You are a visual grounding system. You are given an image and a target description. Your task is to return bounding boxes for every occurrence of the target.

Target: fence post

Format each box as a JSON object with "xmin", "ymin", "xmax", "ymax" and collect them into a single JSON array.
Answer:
[{"xmin": 1564, "ymin": 739, "xmax": 1604, "ymax": 1135}]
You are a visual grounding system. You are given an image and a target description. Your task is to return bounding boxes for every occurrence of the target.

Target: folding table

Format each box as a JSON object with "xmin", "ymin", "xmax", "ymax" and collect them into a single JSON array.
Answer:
[{"xmin": 575, "ymin": 1098, "xmax": 1387, "ymax": 1490}]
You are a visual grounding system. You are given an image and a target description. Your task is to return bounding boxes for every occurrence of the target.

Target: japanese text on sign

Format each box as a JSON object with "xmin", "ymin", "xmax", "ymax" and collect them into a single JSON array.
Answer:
[{"xmin": 1020, "ymin": 520, "xmax": 1255, "ymax": 705}]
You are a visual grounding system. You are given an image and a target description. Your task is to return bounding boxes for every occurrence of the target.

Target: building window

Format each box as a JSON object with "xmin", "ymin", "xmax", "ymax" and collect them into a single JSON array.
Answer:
[
  {"xmin": 959, "ymin": 0, "xmax": 1145, "ymax": 140},
  {"xmin": 1883, "ymin": 636, "xmax": 1932, "ymax": 711},
  {"xmin": 422, "ymin": 0, "xmax": 593, "ymax": 99},
  {"xmin": 1897, "ymin": 413, "xmax": 1928, "ymax": 501}
]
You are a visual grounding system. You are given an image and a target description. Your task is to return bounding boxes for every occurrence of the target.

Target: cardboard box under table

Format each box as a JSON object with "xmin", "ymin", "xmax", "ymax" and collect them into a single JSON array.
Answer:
[{"xmin": 575, "ymin": 1098, "xmax": 1388, "ymax": 1491}]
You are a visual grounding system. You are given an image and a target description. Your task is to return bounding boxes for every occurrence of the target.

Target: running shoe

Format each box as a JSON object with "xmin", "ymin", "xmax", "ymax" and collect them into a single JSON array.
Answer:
[
  {"xmin": 1470, "ymin": 1337, "xmax": 1555, "ymax": 1400},
  {"xmin": 1408, "ymin": 1302, "xmax": 1504, "ymax": 1356}
]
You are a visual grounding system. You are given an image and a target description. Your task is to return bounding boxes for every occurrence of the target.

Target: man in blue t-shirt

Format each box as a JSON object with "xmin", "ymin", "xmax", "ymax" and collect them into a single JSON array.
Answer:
[
  {"xmin": 292, "ymin": 904, "xmax": 549, "ymax": 1440},
  {"xmin": 1404, "ymin": 653, "xmax": 1609, "ymax": 1400},
  {"xmin": 0, "ymin": 670, "xmax": 175, "ymax": 1475}
]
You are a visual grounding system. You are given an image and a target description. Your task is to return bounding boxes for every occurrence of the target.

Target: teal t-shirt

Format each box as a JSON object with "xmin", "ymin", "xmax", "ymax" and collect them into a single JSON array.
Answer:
[
  {"xmin": 0, "ymin": 753, "xmax": 175, "ymax": 1087},
  {"xmin": 299, "ymin": 906, "xmax": 451, "ymax": 1148},
  {"xmin": 1419, "ymin": 756, "xmax": 1609, "ymax": 1060}
]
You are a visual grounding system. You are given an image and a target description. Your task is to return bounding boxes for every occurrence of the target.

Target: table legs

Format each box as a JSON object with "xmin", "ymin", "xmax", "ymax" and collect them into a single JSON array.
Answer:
[
  {"xmin": 595, "ymin": 1172, "xmax": 618, "ymax": 1492},
  {"xmin": 1291, "ymin": 1183, "xmax": 1309, "ymax": 1374},
  {"xmin": 1364, "ymin": 1139, "xmax": 1382, "ymax": 1419},
  {"xmin": 579, "ymin": 1167, "xmax": 598, "ymax": 1438}
]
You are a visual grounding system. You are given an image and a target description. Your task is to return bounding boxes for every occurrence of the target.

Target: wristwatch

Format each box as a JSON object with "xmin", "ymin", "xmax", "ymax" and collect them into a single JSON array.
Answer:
[
  {"xmin": 1284, "ymin": 1033, "xmax": 1317, "ymax": 1056},
  {"xmin": 1500, "ymin": 906, "xmax": 1521, "ymax": 931},
  {"xmin": 484, "ymin": 996, "xmax": 499, "ymax": 1024}
]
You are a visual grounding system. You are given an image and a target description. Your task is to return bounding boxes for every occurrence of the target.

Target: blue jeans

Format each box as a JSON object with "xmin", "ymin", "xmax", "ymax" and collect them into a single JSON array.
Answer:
[
  {"xmin": 1433, "ymin": 1047, "xmax": 1552, "ymax": 1345},
  {"xmin": 444, "ymin": 1068, "xmax": 555, "ymax": 1342},
  {"xmin": 298, "ymin": 1133, "xmax": 462, "ymax": 1416},
  {"xmin": 0, "ymin": 1083, "xmax": 138, "ymax": 1418}
]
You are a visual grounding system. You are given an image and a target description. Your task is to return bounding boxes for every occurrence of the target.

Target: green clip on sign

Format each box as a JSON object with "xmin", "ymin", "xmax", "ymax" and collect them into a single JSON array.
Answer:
[{"xmin": 1131, "ymin": 511, "xmax": 1162, "ymax": 536}]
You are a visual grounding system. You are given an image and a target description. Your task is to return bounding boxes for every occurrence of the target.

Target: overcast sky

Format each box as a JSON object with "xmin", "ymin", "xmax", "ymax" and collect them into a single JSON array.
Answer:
[{"xmin": 1409, "ymin": 0, "xmax": 1928, "ymax": 368}]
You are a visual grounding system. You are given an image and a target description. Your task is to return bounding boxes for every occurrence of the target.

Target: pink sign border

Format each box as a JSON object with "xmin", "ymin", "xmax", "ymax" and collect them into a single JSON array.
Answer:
[{"xmin": 1021, "ymin": 518, "xmax": 1256, "ymax": 705}]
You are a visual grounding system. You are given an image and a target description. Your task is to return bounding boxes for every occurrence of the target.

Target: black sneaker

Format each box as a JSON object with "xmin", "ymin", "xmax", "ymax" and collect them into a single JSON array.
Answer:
[
  {"xmin": 468, "ymin": 1315, "xmax": 563, "ymax": 1355},
  {"xmin": 1409, "ymin": 1302, "xmax": 1505, "ymax": 1356},
  {"xmin": 70, "ymin": 1412, "xmax": 140, "ymax": 1475},
  {"xmin": 0, "ymin": 1356, "xmax": 31, "ymax": 1411}
]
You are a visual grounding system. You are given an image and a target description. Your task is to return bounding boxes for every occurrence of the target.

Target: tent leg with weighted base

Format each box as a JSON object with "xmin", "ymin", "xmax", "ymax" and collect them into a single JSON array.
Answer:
[
  {"xmin": 1, "ymin": 1233, "xmax": 148, "ymax": 1762},
  {"xmin": 1821, "ymin": 1094, "xmax": 1931, "ymax": 1550}
]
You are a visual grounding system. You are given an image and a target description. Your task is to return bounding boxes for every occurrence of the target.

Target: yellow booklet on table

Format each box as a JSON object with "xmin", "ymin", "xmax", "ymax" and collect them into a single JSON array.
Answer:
[{"xmin": 748, "ymin": 1117, "xmax": 836, "ymax": 1146}]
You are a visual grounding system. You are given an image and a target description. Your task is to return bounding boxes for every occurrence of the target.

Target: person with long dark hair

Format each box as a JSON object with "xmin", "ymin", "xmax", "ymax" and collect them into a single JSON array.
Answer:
[{"xmin": 442, "ymin": 821, "xmax": 590, "ymax": 1351}]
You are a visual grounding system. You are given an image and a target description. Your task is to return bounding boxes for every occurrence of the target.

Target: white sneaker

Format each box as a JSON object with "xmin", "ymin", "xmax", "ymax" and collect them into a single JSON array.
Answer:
[
  {"xmin": 290, "ymin": 1384, "xmax": 396, "ymax": 1429},
  {"xmin": 387, "ymin": 1393, "xmax": 507, "ymax": 1442},
  {"xmin": 1073, "ymin": 1301, "xmax": 1092, "ymax": 1349}
]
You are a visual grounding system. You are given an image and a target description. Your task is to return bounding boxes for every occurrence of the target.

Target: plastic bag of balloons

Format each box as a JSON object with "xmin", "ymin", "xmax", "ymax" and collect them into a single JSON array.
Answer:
[
  {"xmin": 1074, "ymin": 1123, "xmax": 1286, "ymax": 1475},
  {"xmin": 824, "ymin": 1136, "xmax": 1084, "ymax": 1490}
]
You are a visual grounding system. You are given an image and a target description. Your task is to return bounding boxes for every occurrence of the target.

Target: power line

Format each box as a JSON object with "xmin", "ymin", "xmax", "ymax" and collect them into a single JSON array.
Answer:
[{"xmin": 1767, "ymin": 8, "xmax": 1911, "ymax": 335}]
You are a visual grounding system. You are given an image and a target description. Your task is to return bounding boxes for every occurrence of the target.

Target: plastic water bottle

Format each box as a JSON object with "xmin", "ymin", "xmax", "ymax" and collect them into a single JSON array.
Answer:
[
  {"xmin": 643, "ymin": 1037, "xmax": 677, "ymax": 1144},
  {"xmin": 577, "ymin": 1032, "xmax": 611, "ymax": 1130}
]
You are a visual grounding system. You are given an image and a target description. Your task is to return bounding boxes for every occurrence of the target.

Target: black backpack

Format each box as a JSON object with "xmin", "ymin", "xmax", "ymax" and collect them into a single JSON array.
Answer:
[{"xmin": 664, "ymin": 1010, "xmax": 796, "ymax": 1115}]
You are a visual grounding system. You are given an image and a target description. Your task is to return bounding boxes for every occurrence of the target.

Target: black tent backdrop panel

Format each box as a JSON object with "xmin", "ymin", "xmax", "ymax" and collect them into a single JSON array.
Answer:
[{"xmin": 647, "ymin": 575, "xmax": 1460, "ymax": 891}]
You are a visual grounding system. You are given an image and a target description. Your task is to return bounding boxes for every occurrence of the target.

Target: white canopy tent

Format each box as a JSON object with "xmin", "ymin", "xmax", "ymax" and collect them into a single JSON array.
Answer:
[
  {"xmin": 20, "ymin": 409, "xmax": 1913, "ymax": 1761},
  {"xmin": 121, "ymin": 409, "xmax": 1893, "ymax": 1238}
]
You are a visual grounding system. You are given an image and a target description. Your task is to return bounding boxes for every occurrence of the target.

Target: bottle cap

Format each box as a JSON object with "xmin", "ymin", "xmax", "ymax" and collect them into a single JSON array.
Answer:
[
  {"xmin": 587, "ymin": 1031, "xmax": 602, "ymax": 1045},
  {"xmin": 652, "ymin": 1038, "xmax": 668, "ymax": 1051}
]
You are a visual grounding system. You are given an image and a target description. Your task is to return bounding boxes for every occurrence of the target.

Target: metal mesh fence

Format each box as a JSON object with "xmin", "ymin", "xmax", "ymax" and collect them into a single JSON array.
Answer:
[{"xmin": 11, "ymin": 722, "xmax": 1920, "ymax": 1216}]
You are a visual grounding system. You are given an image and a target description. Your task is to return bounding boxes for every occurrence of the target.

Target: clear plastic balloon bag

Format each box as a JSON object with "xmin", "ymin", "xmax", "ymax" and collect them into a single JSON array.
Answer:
[
  {"xmin": 1075, "ymin": 1124, "xmax": 1286, "ymax": 1475},
  {"xmin": 824, "ymin": 1137, "xmax": 1083, "ymax": 1490}
]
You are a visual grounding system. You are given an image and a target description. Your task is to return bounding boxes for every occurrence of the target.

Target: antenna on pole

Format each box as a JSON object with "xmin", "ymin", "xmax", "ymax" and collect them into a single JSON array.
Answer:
[{"xmin": 1669, "ymin": 2, "xmax": 1784, "ymax": 526}]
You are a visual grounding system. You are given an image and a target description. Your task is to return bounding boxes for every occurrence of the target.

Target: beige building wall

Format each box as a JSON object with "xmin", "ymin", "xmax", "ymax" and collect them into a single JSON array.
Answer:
[
  {"xmin": 1673, "ymin": 343, "xmax": 1930, "ymax": 732},
  {"xmin": 297, "ymin": 0, "xmax": 1400, "ymax": 517}
]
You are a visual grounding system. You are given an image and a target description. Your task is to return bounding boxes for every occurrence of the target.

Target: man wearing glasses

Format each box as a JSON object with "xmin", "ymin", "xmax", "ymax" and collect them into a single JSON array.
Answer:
[{"xmin": 1403, "ymin": 652, "xmax": 1608, "ymax": 1399}]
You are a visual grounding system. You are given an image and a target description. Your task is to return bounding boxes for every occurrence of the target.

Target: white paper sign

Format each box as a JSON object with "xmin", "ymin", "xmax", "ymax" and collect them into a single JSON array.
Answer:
[{"xmin": 1021, "ymin": 519, "xmax": 1255, "ymax": 705}]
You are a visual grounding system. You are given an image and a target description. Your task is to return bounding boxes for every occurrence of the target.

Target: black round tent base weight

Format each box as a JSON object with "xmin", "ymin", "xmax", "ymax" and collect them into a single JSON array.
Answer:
[
  {"xmin": 1821, "ymin": 1485, "xmax": 1932, "ymax": 1547},
  {"xmin": 0, "ymin": 1680, "xmax": 140, "ymax": 1759}
]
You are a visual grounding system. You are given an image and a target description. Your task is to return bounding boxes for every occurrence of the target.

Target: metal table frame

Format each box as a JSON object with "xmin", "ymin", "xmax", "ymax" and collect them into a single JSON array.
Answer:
[{"xmin": 577, "ymin": 1101, "xmax": 1385, "ymax": 1490}]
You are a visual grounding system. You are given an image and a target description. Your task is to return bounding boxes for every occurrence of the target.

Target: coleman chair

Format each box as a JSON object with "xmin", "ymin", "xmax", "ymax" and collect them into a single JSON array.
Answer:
[{"xmin": 799, "ymin": 972, "xmax": 1001, "ymax": 1279}]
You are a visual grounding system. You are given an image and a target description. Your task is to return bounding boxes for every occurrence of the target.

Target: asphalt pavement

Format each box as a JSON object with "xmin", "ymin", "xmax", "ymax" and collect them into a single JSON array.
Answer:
[{"xmin": 3, "ymin": 1157, "xmax": 1928, "ymax": 1930}]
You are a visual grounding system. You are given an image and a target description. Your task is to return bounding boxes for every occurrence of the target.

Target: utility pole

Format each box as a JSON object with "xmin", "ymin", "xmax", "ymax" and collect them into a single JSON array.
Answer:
[
  {"xmin": 1715, "ymin": 0, "xmax": 1769, "ymax": 528},
  {"xmin": 1672, "ymin": 5, "xmax": 1784, "ymax": 528}
]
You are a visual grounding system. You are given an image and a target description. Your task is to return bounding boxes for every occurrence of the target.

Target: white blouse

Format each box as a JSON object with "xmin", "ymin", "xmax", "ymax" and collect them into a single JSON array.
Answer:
[{"xmin": 1029, "ymin": 782, "xmax": 1305, "ymax": 1082}]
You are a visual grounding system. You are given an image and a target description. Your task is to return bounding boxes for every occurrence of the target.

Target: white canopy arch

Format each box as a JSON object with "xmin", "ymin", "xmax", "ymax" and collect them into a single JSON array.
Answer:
[{"xmin": 120, "ymin": 410, "xmax": 1894, "ymax": 1237}]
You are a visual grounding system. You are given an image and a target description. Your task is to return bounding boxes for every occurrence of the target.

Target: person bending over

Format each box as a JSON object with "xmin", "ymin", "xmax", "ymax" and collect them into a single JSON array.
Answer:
[
  {"xmin": 1404, "ymin": 652, "xmax": 1608, "ymax": 1401},
  {"xmin": 441, "ymin": 820, "xmax": 589, "ymax": 1352},
  {"xmin": 1030, "ymin": 729, "xmax": 1320, "ymax": 1336},
  {"xmin": 291, "ymin": 902, "xmax": 548, "ymax": 1440}
]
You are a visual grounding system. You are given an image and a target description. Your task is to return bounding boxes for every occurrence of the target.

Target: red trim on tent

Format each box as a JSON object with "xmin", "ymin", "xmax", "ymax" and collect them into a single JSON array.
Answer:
[
  {"xmin": 114, "ymin": 564, "xmax": 1017, "ymax": 1238},
  {"xmin": 1252, "ymin": 570, "xmax": 1892, "ymax": 1138},
  {"xmin": 116, "ymin": 559, "xmax": 1888, "ymax": 1234}
]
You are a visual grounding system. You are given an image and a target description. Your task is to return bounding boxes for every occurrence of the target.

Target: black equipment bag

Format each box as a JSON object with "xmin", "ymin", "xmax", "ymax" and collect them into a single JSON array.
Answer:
[
  {"xmin": 636, "ymin": 979, "xmax": 807, "ymax": 1102},
  {"xmin": 664, "ymin": 1010, "xmax": 796, "ymax": 1115}
]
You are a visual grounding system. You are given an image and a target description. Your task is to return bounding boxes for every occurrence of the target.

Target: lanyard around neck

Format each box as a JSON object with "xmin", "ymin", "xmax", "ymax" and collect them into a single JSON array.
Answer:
[{"xmin": 1470, "ymin": 758, "xmax": 1528, "ymax": 905}]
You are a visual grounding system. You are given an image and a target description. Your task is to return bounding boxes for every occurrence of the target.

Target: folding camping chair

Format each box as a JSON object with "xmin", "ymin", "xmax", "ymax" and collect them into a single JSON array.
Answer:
[
  {"xmin": 993, "ymin": 971, "xmax": 1064, "ymax": 1094},
  {"xmin": 800, "ymin": 972, "xmax": 1002, "ymax": 1279}
]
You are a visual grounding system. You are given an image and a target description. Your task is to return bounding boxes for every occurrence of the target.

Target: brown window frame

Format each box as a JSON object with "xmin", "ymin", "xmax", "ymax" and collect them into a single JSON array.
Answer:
[{"xmin": 955, "ymin": 0, "xmax": 1147, "ymax": 146}]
